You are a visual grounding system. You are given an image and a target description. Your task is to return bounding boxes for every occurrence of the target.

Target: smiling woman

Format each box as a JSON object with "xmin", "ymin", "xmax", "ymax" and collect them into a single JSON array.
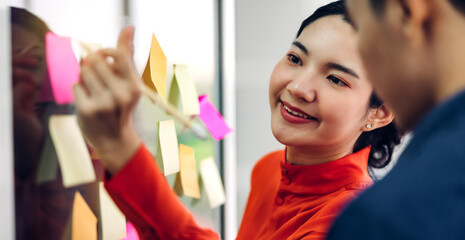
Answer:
[{"xmin": 74, "ymin": 1, "xmax": 403, "ymax": 239}]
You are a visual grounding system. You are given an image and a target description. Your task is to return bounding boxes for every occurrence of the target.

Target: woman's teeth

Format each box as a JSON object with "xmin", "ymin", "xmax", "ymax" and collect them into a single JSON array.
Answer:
[{"xmin": 283, "ymin": 104, "xmax": 312, "ymax": 119}]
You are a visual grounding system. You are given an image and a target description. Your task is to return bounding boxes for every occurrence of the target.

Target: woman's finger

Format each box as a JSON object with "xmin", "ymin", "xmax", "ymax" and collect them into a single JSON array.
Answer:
[
  {"xmin": 99, "ymin": 48, "xmax": 134, "ymax": 80},
  {"xmin": 117, "ymin": 26, "xmax": 135, "ymax": 58},
  {"xmin": 81, "ymin": 64, "xmax": 106, "ymax": 97},
  {"xmin": 88, "ymin": 51, "xmax": 127, "ymax": 94},
  {"xmin": 73, "ymin": 82, "xmax": 92, "ymax": 114}
]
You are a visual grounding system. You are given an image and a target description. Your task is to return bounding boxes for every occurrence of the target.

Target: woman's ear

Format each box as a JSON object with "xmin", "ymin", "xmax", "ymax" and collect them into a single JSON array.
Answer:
[{"xmin": 363, "ymin": 104, "xmax": 395, "ymax": 132}]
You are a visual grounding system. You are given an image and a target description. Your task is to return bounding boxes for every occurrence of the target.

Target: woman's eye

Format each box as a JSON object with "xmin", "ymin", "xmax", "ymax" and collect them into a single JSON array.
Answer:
[
  {"xmin": 287, "ymin": 54, "xmax": 302, "ymax": 65},
  {"xmin": 328, "ymin": 75, "xmax": 349, "ymax": 87}
]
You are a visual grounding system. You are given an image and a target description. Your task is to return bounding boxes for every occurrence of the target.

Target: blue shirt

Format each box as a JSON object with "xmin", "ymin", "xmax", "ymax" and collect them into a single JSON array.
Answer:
[{"xmin": 328, "ymin": 90, "xmax": 465, "ymax": 239}]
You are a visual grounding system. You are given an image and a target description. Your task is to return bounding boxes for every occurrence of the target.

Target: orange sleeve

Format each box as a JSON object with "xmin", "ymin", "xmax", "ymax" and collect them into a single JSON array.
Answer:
[{"xmin": 104, "ymin": 144, "xmax": 219, "ymax": 240}]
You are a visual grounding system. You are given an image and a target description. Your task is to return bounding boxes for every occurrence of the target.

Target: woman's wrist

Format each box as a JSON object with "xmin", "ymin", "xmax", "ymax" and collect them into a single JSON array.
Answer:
[{"xmin": 95, "ymin": 127, "xmax": 142, "ymax": 174}]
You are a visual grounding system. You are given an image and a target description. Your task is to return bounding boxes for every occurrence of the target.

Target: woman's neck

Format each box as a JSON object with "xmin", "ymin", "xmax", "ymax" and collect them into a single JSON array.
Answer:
[{"xmin": 285, "ymin": 144, "xmax": 354, "ymax": 166}]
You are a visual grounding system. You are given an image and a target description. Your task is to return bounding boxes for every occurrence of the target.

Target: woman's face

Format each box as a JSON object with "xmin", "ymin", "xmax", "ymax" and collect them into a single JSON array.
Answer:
[{"xmin": 269, "ymin": 15, "xmax": 373, "ymax": 151}]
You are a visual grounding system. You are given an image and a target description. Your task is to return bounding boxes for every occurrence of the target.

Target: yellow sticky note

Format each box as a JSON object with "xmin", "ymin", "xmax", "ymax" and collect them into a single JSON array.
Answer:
[
  {"xmin": 49, "ymin": 115, "xmax": 95, "ymax": 188},
  {"xmin": 178, "ymin": 144, "xmax": 201, "ymax": 199},
  {"xmin": 72, "ymin": 191, "xmax": 97, "ymax": 240},
  {"xmin": 142, "ymin": 33, "xmax": 167, "ymax": 102},
  {"xmin": 80, "ymin": 42, "xmax": 102, "ymax": 60},
  {"xmin": 200, "ymin": 157, "xmax": 226, "ymax": 208},
  {"xmin": 156, "ymin": 120, "xmax": 180, "ymax": 175},
  {"xmin": 99, "ymin": 183, "xmax": 126, "ymax": 240},
  {"xmin": 168, "ymin": 64, "xmax": 200, "ymax": 115}
]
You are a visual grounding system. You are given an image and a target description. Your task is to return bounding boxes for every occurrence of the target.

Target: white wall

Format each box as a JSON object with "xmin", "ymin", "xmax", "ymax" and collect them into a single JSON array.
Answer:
[
  {"xmin": 235, "ymin": 0, "xmax": 337, "ymax": 224},
  {"xmin": 28, "ymin": 0, "xmax": 122, "ymax": 48},
  {"xmin": 0, "ymin": 1, "xmax": 14, "ymax": 238}
]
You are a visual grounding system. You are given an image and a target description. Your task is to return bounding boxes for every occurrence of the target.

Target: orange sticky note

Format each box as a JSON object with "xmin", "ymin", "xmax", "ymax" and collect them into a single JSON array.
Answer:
[
  {"xmin": 142, "ymin": 33, "xmax": 167, "ymax": 102},
  {"xmin": 72, "ymin": 192, "xmax": 97, "ymax": 240},
  {"xmin": 178, "ymin": 144, "xmax": 200, "ymax": 199}
]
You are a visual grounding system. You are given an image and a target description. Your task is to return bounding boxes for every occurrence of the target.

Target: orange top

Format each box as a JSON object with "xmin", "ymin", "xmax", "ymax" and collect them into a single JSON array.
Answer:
[
  {"xmin": 105, "ymin": 145, "xmax": 371, "ymax": 239},
  {"xmin": 237, "ymin": 147, "xmax": 373, "ymax": 240},
  {"xmin": 105, "ymin": 145, "xmax": 219, "ymax": 240}
]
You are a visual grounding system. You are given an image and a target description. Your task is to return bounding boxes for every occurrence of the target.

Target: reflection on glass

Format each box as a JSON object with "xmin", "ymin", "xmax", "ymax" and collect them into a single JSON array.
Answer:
[{"xmin": 11, "ymin": 7, "xmax": 101, "ymax": 240}]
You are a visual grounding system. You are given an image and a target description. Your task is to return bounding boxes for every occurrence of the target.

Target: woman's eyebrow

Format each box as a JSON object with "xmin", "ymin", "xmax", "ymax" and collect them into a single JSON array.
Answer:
[
  {"xmin": 292, "ymin": 41, "xmax": 309, "ymax": 56},
  {"xmin": 327, "ymin": 62, "xmax": 359, "ymax": 79}
]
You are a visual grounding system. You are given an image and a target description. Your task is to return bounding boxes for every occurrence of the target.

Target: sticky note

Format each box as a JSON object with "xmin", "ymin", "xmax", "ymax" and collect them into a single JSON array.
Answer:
[
  {"xmin": 156, "ymin": 120, "xmax": 180, "ymax": 176},
  {"xmin": 168, "ymin": 65, "xmax": 200, "ymax": 115},
  {"xmin": 49, "ymin": 115, "xmax": 96, "ymax": 188},
  {"xmin": 36, "ymin": 132, "xmax": 59, "ymax": 184},
  {"xmin": 200, "ymin": 157, "xmax": 226, "ymax": 208},
  {"xmin": 178, "ymin": 144, "xmax": 201, "ymax": 199},
  {"xmin": 72, "ymin": 191, "xmax": 97, "ymax": 240},
  {"xmin": 198, "ymin": 94, "xmax": 233, "ymax": 140},
  {"xmin": 45, "ymin": 32, "xmax": 80, "ymax": 105},
  {"xmin": 80, "ymin": 42, "xmax": 102, "ymax": 61},
  {"xmin": 99, "ymin": 183, "xmax": 126, "ymax": 240},
  {"xmin": 142, "ymin": 33, "xmax": 167, "ymax": 102},
  {"xmin": 122, "ymin": 222, "xmax": 140, "ymax": 240},
  {"xmin": 173, "ymin": 172, "xmax": 183, "ymax": 197}
]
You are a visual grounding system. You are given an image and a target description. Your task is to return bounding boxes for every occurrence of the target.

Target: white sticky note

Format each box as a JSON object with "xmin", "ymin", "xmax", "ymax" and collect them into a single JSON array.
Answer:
[
  {"xmin": 99, "ymin": 183, "xmax": 126, "ymax": 240},
  {"xmin": 200, "ymin": 157, "xmax": 226, "ymax": 208},
  {"xmin": 49, "ymin": 115, "xmax": 95, "ymax": 188},
  {"xmin": 156, "ymin": 120, "xmax": 180, "ymax": 175}
]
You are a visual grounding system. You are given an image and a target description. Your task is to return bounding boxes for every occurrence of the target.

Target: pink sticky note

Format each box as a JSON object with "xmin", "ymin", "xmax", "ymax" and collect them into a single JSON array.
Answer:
[
  {"xmin": 46, "ymin": 32, "xmax": 80, "ymax": 104},
  {"xmin": 198, "ymin": 94, "xmax": 233, "ymax": 140},
  {"xmin": 122, "ymin": 222, "xmax": 140, "ymax": 240}
]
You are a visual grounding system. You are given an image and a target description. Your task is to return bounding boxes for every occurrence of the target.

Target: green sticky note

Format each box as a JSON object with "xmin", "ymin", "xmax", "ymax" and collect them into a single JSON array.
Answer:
[
  {"xmin": 168, "ymin": 64, "xmax": 200, "ymax": 115},
  {"xmin": 36, "ymin": 132, "xmax": 59, "ymax": 184}
]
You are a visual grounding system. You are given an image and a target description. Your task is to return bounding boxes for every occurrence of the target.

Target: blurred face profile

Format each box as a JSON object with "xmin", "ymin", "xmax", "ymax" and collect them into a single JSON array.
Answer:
[
  {"xmin": 269, "ymin": 15, "xmax": 373, "ymax": 153},
  {"xmin": 345, "ymin": 0, "xmax": 434, "ymax": 130},
  {"xmin": 11, "ymin": 23, "xmax": 46, "ymax": 178}
]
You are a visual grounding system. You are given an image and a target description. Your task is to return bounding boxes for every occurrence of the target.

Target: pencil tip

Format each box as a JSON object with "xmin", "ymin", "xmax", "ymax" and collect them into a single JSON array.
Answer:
[{"xmin": 191, "ymin": 124, "xmax": 209, "ymax": 140}]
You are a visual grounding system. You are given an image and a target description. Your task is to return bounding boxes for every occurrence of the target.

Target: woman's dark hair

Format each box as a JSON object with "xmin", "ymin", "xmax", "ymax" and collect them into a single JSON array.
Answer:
[
  {"xmin": 296, "ymin": 1, "xmax": 404, "ymax": 172},
  {"xmin": 296, "ymin": 1, "xmax": 348, "ymax": 38},
  {"xmin": 10, "ymin": 7, "xmax": 51, "ymax": 43}
]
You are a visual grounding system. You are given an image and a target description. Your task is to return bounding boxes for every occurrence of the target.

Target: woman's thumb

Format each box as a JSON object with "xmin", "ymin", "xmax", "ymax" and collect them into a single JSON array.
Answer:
[{"xmin": 117, "ymin": 26, "xmax": 135, "ymax": 57}]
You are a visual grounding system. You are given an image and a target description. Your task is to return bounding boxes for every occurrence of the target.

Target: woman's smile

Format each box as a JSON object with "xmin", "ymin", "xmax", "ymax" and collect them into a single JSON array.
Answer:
[{"xmin": 280, "ymin": 100, "xmax": 318, "ymax": 124}]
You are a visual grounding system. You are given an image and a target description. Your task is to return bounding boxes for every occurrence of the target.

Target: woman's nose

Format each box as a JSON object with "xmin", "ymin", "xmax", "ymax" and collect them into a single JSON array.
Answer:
[{"xmin": 286, "ymin": 73, "xmax": 317, "ymax": 103}]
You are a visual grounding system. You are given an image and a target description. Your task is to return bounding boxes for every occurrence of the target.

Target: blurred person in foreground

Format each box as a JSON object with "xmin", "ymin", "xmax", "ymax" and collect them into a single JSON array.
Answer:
[{"xmin": 328, "ymin": 0, "xmax": 465, "ymax": 239}]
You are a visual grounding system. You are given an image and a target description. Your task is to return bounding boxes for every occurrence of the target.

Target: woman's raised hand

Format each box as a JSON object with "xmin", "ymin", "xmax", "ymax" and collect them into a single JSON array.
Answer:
[{"xmin": 74, "ymin": 26, "xmax": 142, "ymax": 174}]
